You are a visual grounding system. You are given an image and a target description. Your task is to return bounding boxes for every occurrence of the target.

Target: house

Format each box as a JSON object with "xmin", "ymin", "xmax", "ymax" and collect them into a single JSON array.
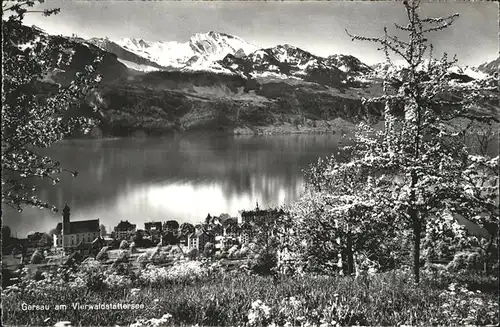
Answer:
[
  {"xmin": 27, "ymin": 232, "xmax": 52, "ymax": 249},
  {"xmin": 179, "ymin": 235, "xmax": 188, "ymax": 246},
  {"xmin": 224, "ymin": 223, "xmax": 240, "ymax": 238},
  {"xmin": 210, "ymin": 224, "xmax": 224, "ymax": 237},
  {"xmin": 144, "ymin": 222, "xmax": 163, "ymax": 243},
  {"xmin": 163, "ymin": 220, "xmax": 179, "ymax": 232},
  {"xmin": 144, "ymin": 221, "xmax": 163, "ymax": 233},
  {"xmin": 114, "ymin": 220, "xmax": 136, "ymax": 240},
  {"xmin": 187, "ymin": 230, "xmax": 215, "ymax": 252},
  {"xmin": 214, "ymin": 235, "xmax": 224, "ymax": 250},
  {"xmin": 53, "ymin": 205, "xmax": 100, "ymax": 248},
  {"xmin": 239, "ymin": 222, "xmax": 253, "ymax": 245},
  {"xmin": 238, "ymin": 202, "xmax": 284, "ymax": 225}
]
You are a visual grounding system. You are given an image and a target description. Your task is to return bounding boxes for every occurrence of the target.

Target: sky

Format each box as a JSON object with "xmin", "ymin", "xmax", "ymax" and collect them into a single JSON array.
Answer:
[{"xmin": 19, "ymin": 1, "xmax": 498, "ymax": 66}]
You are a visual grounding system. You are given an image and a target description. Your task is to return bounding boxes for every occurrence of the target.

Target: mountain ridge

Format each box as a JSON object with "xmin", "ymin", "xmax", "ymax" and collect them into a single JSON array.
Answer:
[{"xmin": 14, "ymin": 25, "xmax": 500, "ymax": 137}]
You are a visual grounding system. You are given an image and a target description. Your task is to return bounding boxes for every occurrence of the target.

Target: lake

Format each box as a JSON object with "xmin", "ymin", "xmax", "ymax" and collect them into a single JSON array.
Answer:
[{"xmin": 2, "ymin": 133, "xmax": 345, "ymax": 237}]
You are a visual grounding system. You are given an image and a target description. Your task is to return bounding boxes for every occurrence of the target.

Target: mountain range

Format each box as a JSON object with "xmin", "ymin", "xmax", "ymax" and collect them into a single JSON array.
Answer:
[{"xmin": 19, "ymin": 26, "xmax": 500, "ymax": 136}]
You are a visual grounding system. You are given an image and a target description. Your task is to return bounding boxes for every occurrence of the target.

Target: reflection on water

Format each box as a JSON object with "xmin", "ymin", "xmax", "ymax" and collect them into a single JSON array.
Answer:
[{"xmin": 2, "ymin": 134, "xmax": 342, "ymax": 236}]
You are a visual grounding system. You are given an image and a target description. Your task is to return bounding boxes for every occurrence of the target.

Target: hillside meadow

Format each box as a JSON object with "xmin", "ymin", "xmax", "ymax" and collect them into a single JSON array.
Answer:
[{"xmin": 2, "ymin": 256, "xmax": 499, "ymax": 327}]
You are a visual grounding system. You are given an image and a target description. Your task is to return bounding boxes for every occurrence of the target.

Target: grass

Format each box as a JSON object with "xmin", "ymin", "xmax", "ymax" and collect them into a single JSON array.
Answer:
[{"xmin": 2, "ymin": 264, "xmax": 498, "ymax": 327}]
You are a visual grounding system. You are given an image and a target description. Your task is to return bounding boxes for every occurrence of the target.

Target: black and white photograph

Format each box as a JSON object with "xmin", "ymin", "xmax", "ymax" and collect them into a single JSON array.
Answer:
[{"xmin": 1, "ymin": 0, "xmax": 499, "ymax": 326}]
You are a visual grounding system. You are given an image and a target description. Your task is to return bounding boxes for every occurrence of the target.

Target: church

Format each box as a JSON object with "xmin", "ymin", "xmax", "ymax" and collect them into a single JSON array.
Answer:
[{"xmin": 53, "ymin": 204, "xmax": 100, "ymax": 248}]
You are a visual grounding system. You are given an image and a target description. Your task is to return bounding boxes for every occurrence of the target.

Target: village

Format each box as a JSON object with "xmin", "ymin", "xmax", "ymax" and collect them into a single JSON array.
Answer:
[{"xmin": 1, "ymin": 202, "xmax": 285, "ymax": 275}]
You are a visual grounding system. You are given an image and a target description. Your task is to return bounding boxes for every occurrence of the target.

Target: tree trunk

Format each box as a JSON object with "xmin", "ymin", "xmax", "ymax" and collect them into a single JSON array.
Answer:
[
  {"xmin": 346, "ymin": 232, "xmax": 355, "ymax": 275},
  {"xmin": 413, "ymin": 217, "xmax": 421, "ymax": 284},
  {"xmin": 483, "ymin": 235, "xmax": 494, "ymax": 274},
  {"xmin": 341, "ymin": 248, "xmax": 348, "ymax": 275}
]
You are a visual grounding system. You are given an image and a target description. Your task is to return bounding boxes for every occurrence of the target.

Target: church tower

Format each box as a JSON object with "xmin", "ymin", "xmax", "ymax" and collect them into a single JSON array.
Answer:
[{"xmin": 62, "ymin": 204, "xmax": 71, "ymax": 247}]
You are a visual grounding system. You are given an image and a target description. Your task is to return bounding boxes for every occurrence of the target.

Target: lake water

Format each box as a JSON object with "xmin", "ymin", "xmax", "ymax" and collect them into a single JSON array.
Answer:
[{"xmin": 3, "ymin": 134, "xmax": 344, "ymax": 237}]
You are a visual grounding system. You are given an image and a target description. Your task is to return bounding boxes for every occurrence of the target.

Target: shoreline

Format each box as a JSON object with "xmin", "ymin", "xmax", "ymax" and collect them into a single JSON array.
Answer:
[{"xmin": 69, "ymin": 118, "xmax": 363, "ymax": 140}]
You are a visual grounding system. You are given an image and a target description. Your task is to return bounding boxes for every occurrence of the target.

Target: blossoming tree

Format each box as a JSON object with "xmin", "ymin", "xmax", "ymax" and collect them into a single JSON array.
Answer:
[
  {"xmin": 2, "ymin": 0, "xmax": 101, "ymax": 212},
  {"xmin": 284, "ymin": 0, "xmax": 498, "ymax": 283},
  {"xmin": 342, "ymin": 0, "xmax": 499, "ymax": 283}
]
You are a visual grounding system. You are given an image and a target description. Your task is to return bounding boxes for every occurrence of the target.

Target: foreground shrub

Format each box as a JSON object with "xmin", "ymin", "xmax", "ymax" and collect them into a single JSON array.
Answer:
[
  {"xmin": 138, "ymin": 261, "xmax": 208, "ymax": 286},
  {"xmin": 96, "ymin": 246, "xmax": 109, "ymax": 262},
  {"xmin": 130, "ymin": 242, "xmax": 137, "ymax": 253},
  {"xmin": 30, "ymin": 250, "xmax": 44, "ymax": 264},
  {"xmin": 187, "ymin": 248, "xmax": 198, "ymax": 260},
  {"xmin": 447, "ymin": 251, "xmax": 483, "ymax": 272},
  {"xmin": 119, "ymin": 240, "xmax": 129, "ymax": 250}
]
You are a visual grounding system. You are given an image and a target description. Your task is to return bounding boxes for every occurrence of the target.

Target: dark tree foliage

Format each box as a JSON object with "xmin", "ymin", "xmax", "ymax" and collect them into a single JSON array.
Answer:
[{"xmin": 2, "ymin": 1, "xmax": 102, "ymax": 212}]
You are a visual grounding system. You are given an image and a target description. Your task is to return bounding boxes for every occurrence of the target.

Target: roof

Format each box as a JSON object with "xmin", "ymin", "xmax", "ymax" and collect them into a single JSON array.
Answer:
[
  {"xmin": 222, "ymin": 218, "xmax": 237, "ymax": 227},
  {"xmin": 92, "ymin": 237, "xmax": 105, "ymax": 245},
  {"xmin": 454, "ymin": 214, "xmax": 490, "ymax": 238},
  {"xmin": 70, "ymin": 220, "xmax": 99, "ymax": 234},
  {"xmin": 241, "ymin": 208, "xmax": 284, "ymax": 218},
  {"xmin": 211, "ymin": 224, "xmax": 223, "ymax": 234},
  {"xmin": 240, "ymin": 222, "xmax": 253, "ymax": 231},
  {"xmin": 57, "ymin": 220, "xmax": 100, "ymax": 234},
  {"xmin": 115, "ymin": 220, "xmax": 136, "ymax": 231},
  {"xmin": 188, "ymin": 230, "xmax": 214, "ymax": 239},
  {"xmin": 225, "ymin": 224, "xmax": 240, "ymax": 233},
  {"xmin": 76, "ymin": 241, "xmax": 92, "ymax": 248}
]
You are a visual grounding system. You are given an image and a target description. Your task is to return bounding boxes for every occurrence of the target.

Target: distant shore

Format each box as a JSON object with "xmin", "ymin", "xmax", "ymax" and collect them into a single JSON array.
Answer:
[{"xmin": 75, "ymin": 118, "xmax": 366, "ymax": 139}]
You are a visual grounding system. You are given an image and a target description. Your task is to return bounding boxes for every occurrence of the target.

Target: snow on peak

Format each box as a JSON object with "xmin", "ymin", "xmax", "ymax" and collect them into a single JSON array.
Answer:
[
  {"xmin": 371, "ymin": 59, "xmax": 489, "ymax": 81},
  {"xmin": 189, "ymin": 31, "xmax": 258, "ymax": 56},
  {"xmin": 326, "ymin": 54, "xmax": 372, "ymax": 74},
  {"xmin": 114, "ymin": 32, "xmax": 259, "ymax": 70},
  {"xmin": 448, "ymin": 65, "xmax": 489, "ymax": 80}
]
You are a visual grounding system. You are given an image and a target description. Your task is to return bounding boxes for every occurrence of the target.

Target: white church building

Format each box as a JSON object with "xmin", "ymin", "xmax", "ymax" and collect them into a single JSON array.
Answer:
[{"xmin": 53, "ymin": 204, "xmax": 100, "ymax": 248}]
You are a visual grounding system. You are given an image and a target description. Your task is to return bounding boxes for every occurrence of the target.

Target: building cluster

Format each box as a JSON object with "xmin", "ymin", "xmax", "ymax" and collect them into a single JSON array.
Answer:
[
  {"xmin": 6, "ymin": 203, "xmax": 283, "ymax": 258},
  {"xmin": 183, "ymin": 205, "xmax": 283, "ymax": 253}
]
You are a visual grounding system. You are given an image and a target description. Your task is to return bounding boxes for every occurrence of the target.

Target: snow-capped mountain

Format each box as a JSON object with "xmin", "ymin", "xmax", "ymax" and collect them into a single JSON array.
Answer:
[
  {"xmin": 371, "ymin": 59, "xmax": 491, "ymax": 83},
  {"xmin": 12, "ymin": 24, "xmax": 498, "ymax": 138},
  {"xmin": 87, "ymin": 30, "xmax": 492, "ymax": 87},
  {"xmin": 325, "ymin": 54, "xmax": 372, "ymax": 75},
  {"xmin": 220, "ymin": 44, "xmax": 348, "ymax": 87},
  {"xmin": 448, "ymin": 66, "xmax": 490, "ymax": 81},
  {"xmin": 113, "ymin": 31, "xmax": 259, "ymax": 72},
  {"xmin": 87, "ymin": 37, "xmax": 164, "ymax": 71},
  {"xmin": 478, "ymin": 57, "xmax": 499, "ymax": 77}
]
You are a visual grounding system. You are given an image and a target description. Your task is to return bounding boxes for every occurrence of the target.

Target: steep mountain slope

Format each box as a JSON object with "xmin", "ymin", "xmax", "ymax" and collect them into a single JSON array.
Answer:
[
  {"xmin": 87, "ymin": 37, "xmax": 164, "ymax": 71},
  {"xmin": 14, "ymin": 26, "xmax": 131, "ymax": 85}
]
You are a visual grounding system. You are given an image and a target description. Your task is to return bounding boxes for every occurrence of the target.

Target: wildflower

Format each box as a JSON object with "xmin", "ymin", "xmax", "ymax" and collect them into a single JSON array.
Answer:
[
  {"xmin": 54, "ymin": 321, "xmax": 72, "ymax": 327},
  {"xmin": 130, "ymin": 319, "xmax": 145, "ymax": 327},
  {"xmin": 251, "ymin": 300, "xmax": 263, "ymax": 309},
  {"xmin": 248, "ymin": 311, "xmax": 258, "ymax": 324},
  {"xmin": 261, "ymin": 303, "xmax": 271, "ymax": 316},
  {"xmin": 248, "ymin": 299, "xmax": 272, "ymax": 326}
]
